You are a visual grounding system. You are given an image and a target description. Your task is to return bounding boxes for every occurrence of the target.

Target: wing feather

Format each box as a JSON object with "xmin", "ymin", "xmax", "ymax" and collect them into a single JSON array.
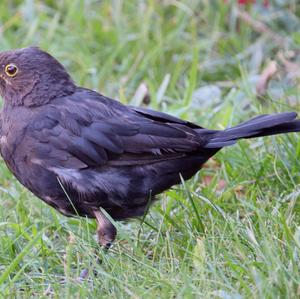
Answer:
[{"xmin": 28, "ymin": 91, "xmax": 205, "ymax": 170}]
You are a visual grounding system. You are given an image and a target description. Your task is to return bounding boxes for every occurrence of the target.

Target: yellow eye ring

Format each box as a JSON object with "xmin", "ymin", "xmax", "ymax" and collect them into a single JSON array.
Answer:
[{"xmin": 5, "ymin": 64, "xmax": 18, "ymax": 77}]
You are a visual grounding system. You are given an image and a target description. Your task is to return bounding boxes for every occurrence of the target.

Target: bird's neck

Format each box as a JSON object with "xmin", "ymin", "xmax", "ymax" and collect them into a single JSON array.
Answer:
[{"xmin": 6, "ymin": 80, "xmax": 76, "ymax": 108}]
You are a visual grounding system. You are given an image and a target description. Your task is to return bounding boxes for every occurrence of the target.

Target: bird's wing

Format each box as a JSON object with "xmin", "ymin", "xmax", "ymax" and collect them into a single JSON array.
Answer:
[
  {"xmin": 28, "ymin": 92, "xmax": 206, "ymax": 169},
  {"xmin": 130, "ymin": 106, "xmax": 203, "ymax": 129}
]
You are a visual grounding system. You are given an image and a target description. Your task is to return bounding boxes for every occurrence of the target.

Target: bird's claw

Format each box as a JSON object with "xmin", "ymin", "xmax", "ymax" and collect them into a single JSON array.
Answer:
[{"xmin": 94, "ymin": 208, "xmax": 117, "ymax": 250}]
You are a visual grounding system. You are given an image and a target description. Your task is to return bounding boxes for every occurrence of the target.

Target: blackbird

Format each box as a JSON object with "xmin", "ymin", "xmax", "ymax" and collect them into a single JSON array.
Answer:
[{"xmin": 0, "ymin": 47, "xmax": 300, "ymax": 248}]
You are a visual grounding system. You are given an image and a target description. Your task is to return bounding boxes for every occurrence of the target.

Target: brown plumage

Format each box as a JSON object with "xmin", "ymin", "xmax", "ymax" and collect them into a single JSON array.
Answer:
[{"xmin": 0, "ymin": 47, "xmax": 300, "ymax": 247}]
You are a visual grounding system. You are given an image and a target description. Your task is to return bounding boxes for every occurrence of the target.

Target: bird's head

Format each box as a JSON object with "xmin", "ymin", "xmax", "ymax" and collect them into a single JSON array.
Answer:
[{"xmin": 0, "ymin": 47, "xmax": 76, "ymax": 107}]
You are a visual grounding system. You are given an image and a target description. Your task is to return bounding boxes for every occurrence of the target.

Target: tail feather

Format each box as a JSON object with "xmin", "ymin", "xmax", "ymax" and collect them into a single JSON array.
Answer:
[{"xmin": 204, "ymin": 112, "xmax": 300, "ymax": 149}]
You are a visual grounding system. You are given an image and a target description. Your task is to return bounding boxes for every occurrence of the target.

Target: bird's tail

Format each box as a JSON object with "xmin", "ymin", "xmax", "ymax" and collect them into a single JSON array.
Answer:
[{"xmin": 203, "ymin": 112, "xmax": 300, "ymax": 148}]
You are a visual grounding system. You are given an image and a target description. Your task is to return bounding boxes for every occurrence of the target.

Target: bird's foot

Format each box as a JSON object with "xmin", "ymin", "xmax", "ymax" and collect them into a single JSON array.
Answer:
[{"xmin": 94, "ymin": 208, "xmax": 117, "ymax": 249}]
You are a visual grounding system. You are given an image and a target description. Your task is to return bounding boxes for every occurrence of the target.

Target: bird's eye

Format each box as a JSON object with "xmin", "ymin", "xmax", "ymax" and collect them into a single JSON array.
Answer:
[{"xmin": 5, "ymin": 64, "xmax": 18, "ymax": 77}]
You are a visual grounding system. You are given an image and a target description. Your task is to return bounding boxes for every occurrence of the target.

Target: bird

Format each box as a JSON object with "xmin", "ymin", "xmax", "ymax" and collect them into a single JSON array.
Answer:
[{"xmin": 0, "ymin": 47, "xmax": 300, "ymax": 248}]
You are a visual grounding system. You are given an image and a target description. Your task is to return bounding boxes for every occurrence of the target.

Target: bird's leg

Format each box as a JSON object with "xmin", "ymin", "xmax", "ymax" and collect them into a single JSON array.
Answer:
[{"xmin": 94, "ymin": 208, "xmax": 117, "ymax": 249}]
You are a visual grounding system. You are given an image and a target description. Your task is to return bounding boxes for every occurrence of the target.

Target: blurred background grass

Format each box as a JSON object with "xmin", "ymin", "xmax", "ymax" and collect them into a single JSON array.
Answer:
[{"xmin": 0, "ymin": 0, "xmax": 300, "ymax": 298}]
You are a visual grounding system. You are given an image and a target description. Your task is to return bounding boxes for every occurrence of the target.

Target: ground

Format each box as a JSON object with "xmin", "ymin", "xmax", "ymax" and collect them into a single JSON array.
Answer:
[{"xmin": 0, "ymin": 1, "xmax": 300, "ymax": 298}]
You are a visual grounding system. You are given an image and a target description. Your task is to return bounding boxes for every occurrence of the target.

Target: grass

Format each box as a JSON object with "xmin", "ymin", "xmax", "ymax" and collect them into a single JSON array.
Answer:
[{"xmin": 0, "ymin": 0, "xmax": 300, "ymax": 298}]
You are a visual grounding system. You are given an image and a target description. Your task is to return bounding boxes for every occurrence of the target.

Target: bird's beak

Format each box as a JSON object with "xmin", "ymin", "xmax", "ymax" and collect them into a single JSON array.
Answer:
[
  {"xmin": 0, "ymin": 74, "xmax": 6, "ymax": 87},
  {"xmin": 0, "ymin": 74, "xmax": 7, "ymax": 83}
]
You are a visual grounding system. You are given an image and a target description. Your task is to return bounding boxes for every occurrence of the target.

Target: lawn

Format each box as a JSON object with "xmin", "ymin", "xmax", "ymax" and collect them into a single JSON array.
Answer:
[{"xmin": 0, "ymin": 0, "xmax": 300, "ymax": 298}]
